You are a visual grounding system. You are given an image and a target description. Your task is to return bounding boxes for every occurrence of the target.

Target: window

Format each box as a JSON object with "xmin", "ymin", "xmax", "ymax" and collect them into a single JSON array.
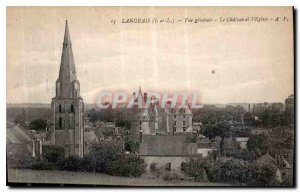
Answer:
[
  {"xmin": 183, "ymin": 121, "xmax": 186, "ymax": 126},
  {"xmin": 139, "ymin": 132, "xmax": 143, "ymax": 142},
  {"xmin": 165, "ymin": 162, "xmax": 171, "ymax": 171},
  {"xmin": 181, "ymin": 162, "xmax": 186, "ymax": 171},
  {"xmin": 59, "ymin": 117, "xmax": 63, "ymax": 129},
  {"xmin": 150, "ymin": 163, "xmax": 157, "ymax": 172},
  {"xmin": 183, "ymin": 115, "xmax": 186, "ymax": 118},
  {"xmin": 59, "ymin": 105, "xmax": 62, "ymax": 112},
  {"xmin": 174, "ymin": 121, "xmax": 177, "ymax": 125},
  {"xmin": 71, "ymin": 104, "xmax": 74, "ymax": 113},
  {"xmin": 174, "ymin": 115, "xmax": 176, "ymax": 118}
]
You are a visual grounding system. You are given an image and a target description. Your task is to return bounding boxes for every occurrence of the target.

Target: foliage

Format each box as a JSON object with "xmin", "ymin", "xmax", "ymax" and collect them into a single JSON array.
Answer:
[
  {"xmin": 106, "ymin": 153, "xmax": 146, "ymax": 177},
  {"xmin": 89, "ymin": 142, "xmax": 146, "ymax": 177},
  {"xmin": 246, "ymin": 134, "xmax": 269, "ymax": 154},
  {"xmin": 201, "ymin": 121, "xmax": 230, "ymax": 153},
  {"xmin": 251, "ymin": 163, "xmax": 278, "ymax": 186},
  {"xmin": 244, "ymin": 112, "xmax": 255, "ymax": 126},
  {"xmin": 209, "ymin": 159, "xmax": 278, "ymax": 186},
  {"xmin": 89, "ymin": 141, "xmax": 124, "ymax": 173},
  {"xmin": 29, "ymin": 118, "xmax": 47, "ymax": 131},
  {"xmin": 201, "ymin": 121, "xmax": 230, "ymax": 140},
  {"xmin": 57, "ymin": 155, "xmax": 83, "ymax": 171},
  {"xmin": 124, "ymin": 137, "xmax": 140, "ymax": 152},
  {"xmin": 193, "ymin": 105, "xmax": 245, "ymax": 125},
  {"xmin": 217, "ymin": 159, "xmax": 257, "ymax": 185},
  {"xmin": 226, "ymin": 149, "xmax": 257, "ymax": 162},
  {"xmin": 42, "ymin": 145, "xmax": 65, "ymax": 164},
  {"xmin": 23, "ymin": 157, "xmax": 55, "ymax": 170},
  {"xmin": 183, "ymin": 157, "xmax": 210, "ymax": 179},
  {"xmin": 183, "ymin": 158, "xmax": 211, "ymax": 181},
  {"xmin": 9, "ymin": 107, "xmax": 51, "ymax": 124}
]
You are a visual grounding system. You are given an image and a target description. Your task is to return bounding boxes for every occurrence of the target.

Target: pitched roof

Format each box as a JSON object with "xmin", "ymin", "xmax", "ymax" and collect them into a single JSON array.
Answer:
[
  {"xmin": 57, "ymin": 20, "xmax": 77, "ymax": 98},
  {"xmin": 7, "ymin": 125, "xmax": 33, "ymax": 144},
  {"xmin": 139, "ymin": 134, "xmax": 197, "ymax": 156},
  {"xmin": 257, "ymin": 153, "xmax": 276, "ymax": 165},
  {"xmin": 276, "ymin": 155, "xmax": 292, "ymax": 169},
  {"xmin": 84, "ymin": 131, "xmax": 99, "ymax": 143}
]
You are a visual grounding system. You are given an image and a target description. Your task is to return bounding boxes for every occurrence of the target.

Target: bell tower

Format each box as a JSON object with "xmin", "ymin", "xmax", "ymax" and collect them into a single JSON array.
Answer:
[{"xmin": 50, "ymin": 20, "xmax": 84, "ymax": 157}]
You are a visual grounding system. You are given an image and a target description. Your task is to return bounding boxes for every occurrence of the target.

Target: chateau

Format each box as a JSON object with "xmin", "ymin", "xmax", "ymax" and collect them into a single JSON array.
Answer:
[
  {"xmin": 131, "ymin": 88, "xmax": 193, "ymax": 143},
  {"xmin": 48, "ymin": 21, "xmax": 85, "ymax": 157}
]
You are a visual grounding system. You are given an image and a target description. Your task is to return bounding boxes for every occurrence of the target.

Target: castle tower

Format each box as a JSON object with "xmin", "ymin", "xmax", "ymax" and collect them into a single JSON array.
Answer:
[
  {"xmin": 131, "ymin": 88, "xmax": 152, "ymax": 142},
  {"xmin": 50, "ymin": 20, "xmax": 84, "ymax": 157}
]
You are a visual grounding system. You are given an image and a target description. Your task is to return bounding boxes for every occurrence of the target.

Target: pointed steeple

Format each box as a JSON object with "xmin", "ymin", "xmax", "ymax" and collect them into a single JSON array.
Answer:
[
  {"xmin": 56, "ymin": 20, "xmax": 78, "ymax": 98},
  {"xmin": 63, "ymin": 20, "xmax": 71, "ymax": 45}
]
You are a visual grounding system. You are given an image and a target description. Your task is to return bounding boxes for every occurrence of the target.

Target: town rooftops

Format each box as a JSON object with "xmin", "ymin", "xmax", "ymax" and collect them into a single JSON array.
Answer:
[
  {"xmin": 139, "ymin": 134, "xmax": 197, "ymax": 156},
  {"xmin": 257, "ymin": 153, "xmax": 276, "ymax": 165}
]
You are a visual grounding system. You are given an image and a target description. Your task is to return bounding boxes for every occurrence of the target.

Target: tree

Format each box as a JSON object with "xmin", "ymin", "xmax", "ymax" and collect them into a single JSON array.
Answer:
[
  {"xmin": 246, "ymin": 134, "xmax": 269, "ymax": 154},
  {"xmin": 29, "ymin": 118, "xmax": 47, "ymax": 131},
  {"xmin": 244, "ymin": 112, "xmax": 255, "ymax": 126},
  {"xmin": 124, "ymin": 137, "xmax": 140, "ymax": 152},
  {"xmin": 202, "ymin": 121, "xmax": 230, "ymax": 153}
]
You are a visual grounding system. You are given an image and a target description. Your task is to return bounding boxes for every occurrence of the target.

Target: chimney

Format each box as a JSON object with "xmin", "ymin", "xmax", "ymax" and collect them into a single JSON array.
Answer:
[{"xmin": 144, "ymin": 93, "xmax": 148, "ymax": 103}]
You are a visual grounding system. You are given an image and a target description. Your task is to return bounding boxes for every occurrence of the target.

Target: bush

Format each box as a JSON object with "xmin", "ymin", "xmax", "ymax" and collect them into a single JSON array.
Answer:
[
  {"xmin": 42, "ymin": 145, "xmax": 65, "ymax": 164},
  {"xmin": 106, "ymin": 154, "xmax": 146, "ymax": 177},
  {"xmin": 89, "ymin": 142, "xmax": 146, "ymax": 177},
  {"xmin": 184, "ymin": 157, "xmax": 211, "ymax": 181},
  {"xmin": 23, "ymin": 157, "xmax": 55, "ymax": 170},
  {"xmin": 57, "ymin": 155, "xmax": 83, "ymax": 171}
]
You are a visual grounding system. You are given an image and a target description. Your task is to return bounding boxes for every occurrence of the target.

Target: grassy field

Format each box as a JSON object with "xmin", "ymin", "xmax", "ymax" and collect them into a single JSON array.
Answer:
[{"xmin": 8, "ymin": 168, "xmax": 230, "ymax": 186}]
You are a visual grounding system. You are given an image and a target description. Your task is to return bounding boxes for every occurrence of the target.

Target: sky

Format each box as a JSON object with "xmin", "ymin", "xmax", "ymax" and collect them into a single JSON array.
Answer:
[{"xmin": 7, "ymin": 7, "xmax": 294, "ymax": 104}]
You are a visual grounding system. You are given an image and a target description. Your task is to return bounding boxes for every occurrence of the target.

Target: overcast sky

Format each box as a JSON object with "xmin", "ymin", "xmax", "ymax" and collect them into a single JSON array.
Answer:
[{"xmin": 7, "ymin": 7, "xmax": 294, "ymax": 104}]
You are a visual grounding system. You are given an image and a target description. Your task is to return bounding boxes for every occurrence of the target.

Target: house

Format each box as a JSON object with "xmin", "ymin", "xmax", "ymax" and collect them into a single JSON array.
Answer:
[
  {"xmin": 256, "ymin": 153, "xmax": 282, "ymax": 183},
  {"xmin": 139, "ymin": 134, "xmax": 198, "ymax": 178},
  {"xmin": 256, "ymin": 153, "xmax": 292, "ymax": 184},
  {"xmin": 235, "ymin": 137, "xmax": 249, "ymax": 149},
  {"xmin": 251, "ymin": 127, "xmax": 272, "ymax": 135},
  {"xmin": 275, "ymin": 154, "xmax": 293, "ymax": 183},
  {"xmin": 197, "ymin": 137, "xmax": 217, "ymax": 158},
  {"xmin": 7, "ymin": 124, "xmax": 42, "ymax": 165},
  {"xmin": 223, "ymin": 137, "xmax": 238, "ymax": 154}
]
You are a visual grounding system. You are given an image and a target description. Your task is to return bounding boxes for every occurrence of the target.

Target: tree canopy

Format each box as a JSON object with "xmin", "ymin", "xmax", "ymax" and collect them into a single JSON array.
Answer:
[{"xmin": 29, "ymin": 118, "xmax": 47, "ymax": 131}]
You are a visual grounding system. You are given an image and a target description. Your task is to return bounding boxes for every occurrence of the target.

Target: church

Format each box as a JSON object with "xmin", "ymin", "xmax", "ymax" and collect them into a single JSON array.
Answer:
[{"xmin": 48, "ymin": 21, "xmax": 85, "ymax": 157}]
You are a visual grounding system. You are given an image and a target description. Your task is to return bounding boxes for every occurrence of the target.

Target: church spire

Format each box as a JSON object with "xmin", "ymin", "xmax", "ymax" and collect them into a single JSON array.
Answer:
[
  {"xmin": 63, "ymin": 20, "xmax": 71, "ymax": 45},
  {"xmin": 56, "ymin": 20, "xmax": 78, "ymax": 98}
]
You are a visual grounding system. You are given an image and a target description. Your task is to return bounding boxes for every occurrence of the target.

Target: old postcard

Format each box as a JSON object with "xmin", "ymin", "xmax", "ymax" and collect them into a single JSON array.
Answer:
[{"xmin": 6, "ymin": 7, "xmax": 294, "ymax": 187}]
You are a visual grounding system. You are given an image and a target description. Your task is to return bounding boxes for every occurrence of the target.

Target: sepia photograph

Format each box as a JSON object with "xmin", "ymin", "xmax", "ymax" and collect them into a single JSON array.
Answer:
[{"xmin": 6, "ymin": 6, "xmax": 294, "ymax": 187}]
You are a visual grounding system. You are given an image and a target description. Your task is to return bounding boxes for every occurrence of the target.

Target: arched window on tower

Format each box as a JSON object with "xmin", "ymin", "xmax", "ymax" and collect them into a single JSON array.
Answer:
[
  {"xmin": 59, "ymin": 105, "xmax": 62, "ymax": 112},
  {"xmin": 71, "ymin": 104, "xmax": 74, "ymax": 113},
  {"xmin": 59, "ymin": 117, "xmax": 63, "ymax": 129}
]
